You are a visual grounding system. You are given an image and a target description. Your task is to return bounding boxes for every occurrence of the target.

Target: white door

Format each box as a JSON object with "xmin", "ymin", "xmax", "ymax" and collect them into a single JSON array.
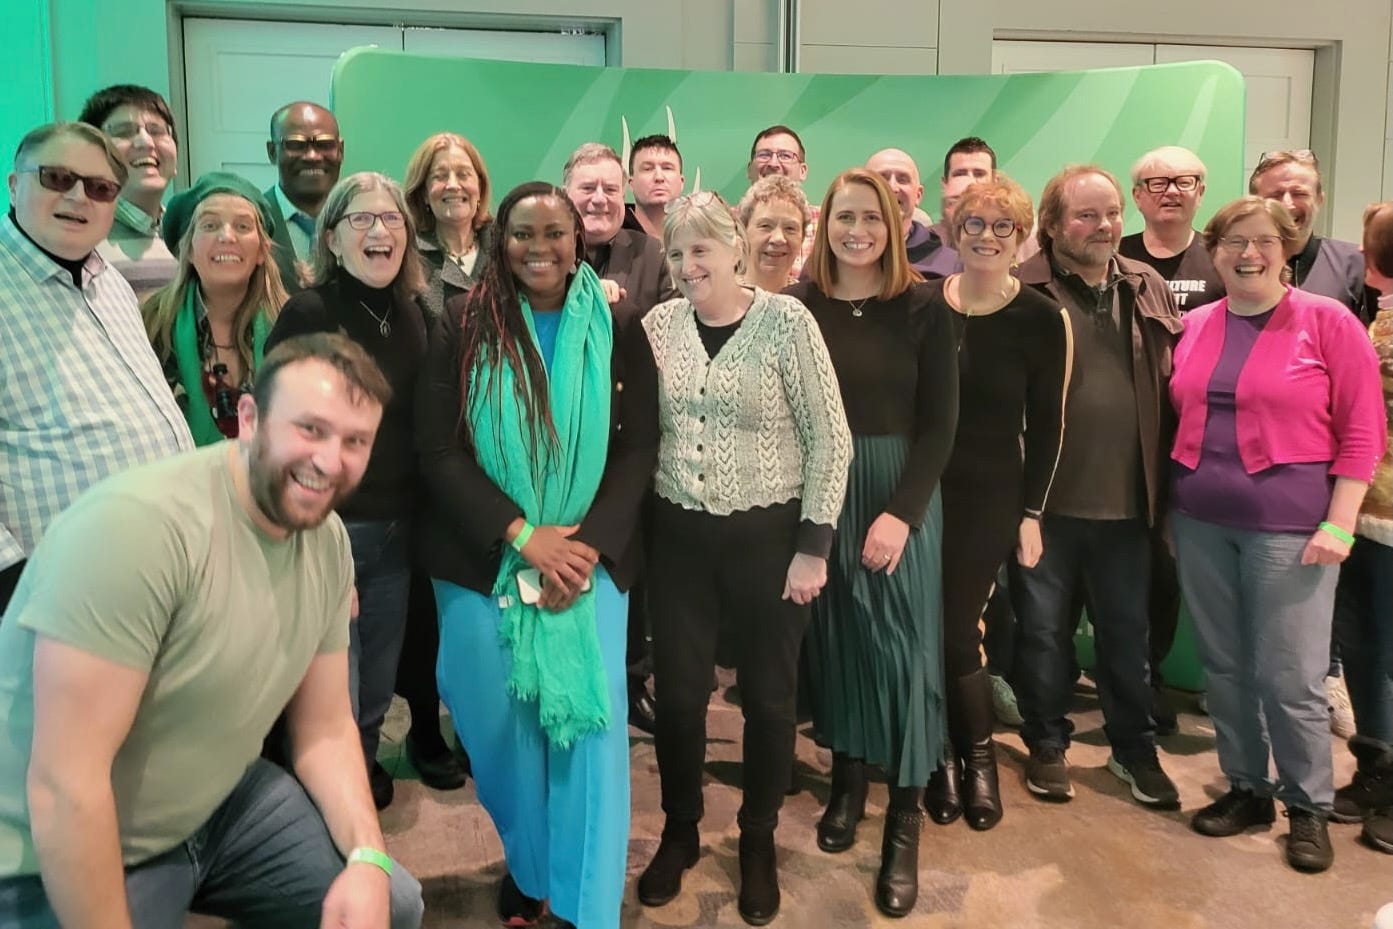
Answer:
[
  {"xmin": 182, "ymin": 18, "xmax": 400, "ymax": 188},
  {"xmin": 992, "ymin": 40, "xmax": 1153, "ymax": 74},
  {"xmin": 182, "ymin": 18, "xmax": 606, "ymax": 189}
]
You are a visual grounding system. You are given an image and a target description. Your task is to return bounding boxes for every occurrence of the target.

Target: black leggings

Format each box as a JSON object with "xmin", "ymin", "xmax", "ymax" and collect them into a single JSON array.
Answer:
[{"xmin": 940, "ymin": 475, "xmax": 1021, "ymax": 680}]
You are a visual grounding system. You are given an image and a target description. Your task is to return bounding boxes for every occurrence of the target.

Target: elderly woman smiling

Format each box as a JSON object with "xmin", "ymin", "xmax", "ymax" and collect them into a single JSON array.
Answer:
[
  {"xmin": 738, "ymin": 175, "xmax": 810, "ymax": 293},
  {"xmin": 1169, "ymin": 195, "xmax": 1385, "ymax": 874},
  {"xmin": 404, "ymin": 132, "xmax": 492, "ymax": 321}
]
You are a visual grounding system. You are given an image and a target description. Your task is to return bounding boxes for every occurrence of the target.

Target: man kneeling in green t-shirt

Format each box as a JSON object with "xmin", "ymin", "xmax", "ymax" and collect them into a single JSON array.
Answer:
[{"xmin": 0, "ymin": 332, "xmax": 424, "ymax": 929}]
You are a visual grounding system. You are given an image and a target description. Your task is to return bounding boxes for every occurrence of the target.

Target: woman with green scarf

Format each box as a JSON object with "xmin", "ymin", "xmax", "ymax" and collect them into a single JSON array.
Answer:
[
  {"xmin": 417, "ymin": 181, "xmax": 658, "ymax": 929},
  {"xmin": 143, "ymin": 172, "xmax": 287, "ymax": 444}
]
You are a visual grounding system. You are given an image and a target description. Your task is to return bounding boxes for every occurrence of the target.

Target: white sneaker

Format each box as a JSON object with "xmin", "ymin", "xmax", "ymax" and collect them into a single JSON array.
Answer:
[
  {"xmin": 1327, "ymin": 674, "xmax": 1356, "ymax": 739},
  {"xmin": 989, "ymin": 674, "xmax": 1024, "ymax": 727}
]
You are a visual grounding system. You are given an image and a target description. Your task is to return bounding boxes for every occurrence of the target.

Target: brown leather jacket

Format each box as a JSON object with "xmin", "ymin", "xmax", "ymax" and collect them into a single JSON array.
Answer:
[{"xmin": 1017, "ymin": 250, "xmax": 1184, "ymax": 526}]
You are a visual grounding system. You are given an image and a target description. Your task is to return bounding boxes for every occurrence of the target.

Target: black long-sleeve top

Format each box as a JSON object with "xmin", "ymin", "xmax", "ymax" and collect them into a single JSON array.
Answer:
[
  {"xmin": 415, "ymin": 293, "xmax": 659, "ymax": 594},
  {"xmin": 785, "ymin": 280, "xmax": 959, "ymax": 527},
  {"xmin": 926, "ymin": 279, "xmax": 1071, "ymax": 516},
  {"xmin": 264, "ymin": 269, "xmax": 428, "ymax": 521}
]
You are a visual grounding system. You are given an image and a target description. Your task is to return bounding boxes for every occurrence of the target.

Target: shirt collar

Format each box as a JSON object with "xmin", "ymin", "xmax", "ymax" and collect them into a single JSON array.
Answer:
[
  {"xmin": 2, "ymin": 210, "xmax": 106, "ymax": 286},
  {"xmin": 274, "ymin": 184, "xmax": 310, "ymax": 223},
  {"xmin": 113, "ymin": 196, "xmax": 161, "ymax": 237}
]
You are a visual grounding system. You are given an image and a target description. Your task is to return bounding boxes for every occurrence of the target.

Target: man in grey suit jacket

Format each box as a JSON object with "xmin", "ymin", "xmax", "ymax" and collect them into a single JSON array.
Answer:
[{"xmin": 263, "ymin": 102, "xmax": 345, "ymax": 294}]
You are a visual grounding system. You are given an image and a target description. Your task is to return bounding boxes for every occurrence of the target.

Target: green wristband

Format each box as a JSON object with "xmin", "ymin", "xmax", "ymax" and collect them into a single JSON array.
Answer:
[
  {"xmin": 1318, "ymin": 521, "xmax": 1355, "ymax": 545},
  {"xmin": 347, "ymin": 846, "xmax": 393, "ymax": 876},
  {"xmin": 510, "ymin": 522, "xmax": 535, "ymax": 552}
]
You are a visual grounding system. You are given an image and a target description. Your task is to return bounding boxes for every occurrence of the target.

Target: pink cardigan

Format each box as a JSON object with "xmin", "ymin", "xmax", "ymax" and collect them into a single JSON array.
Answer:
[{"xmin": 1170, "ymin": 286, "xmax": 1385, "ymax": 481}]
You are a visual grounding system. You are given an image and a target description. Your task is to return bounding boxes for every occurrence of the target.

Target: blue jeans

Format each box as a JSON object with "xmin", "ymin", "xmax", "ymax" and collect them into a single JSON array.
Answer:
[
  {"xmin": 0, "ymin": 759, "xmax": 423, "ymax": 928},
  {"xmin": 1172, "ymin": 512, "xmax": 1337, "ymax": 812},
  {"xmin": 1333, "ymin": 536, "xmax": 1393, "ymax": 743},
  {"xmin": 1008, "ymin": 515, "xmax": 1156, "ymax": 763},
  {"xmin": 345, "ymin": 519, "xmax": 411, "ymax": 764}
]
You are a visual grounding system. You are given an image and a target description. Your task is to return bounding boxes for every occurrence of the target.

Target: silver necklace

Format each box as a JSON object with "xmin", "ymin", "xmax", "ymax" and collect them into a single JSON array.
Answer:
[
  {"xmin": 360, "ymin": 300, "xmax": 392, "ymax": 337},
  {"xmin": 847, "ymin": 295, "xmax": 873, "ymax": 317}
]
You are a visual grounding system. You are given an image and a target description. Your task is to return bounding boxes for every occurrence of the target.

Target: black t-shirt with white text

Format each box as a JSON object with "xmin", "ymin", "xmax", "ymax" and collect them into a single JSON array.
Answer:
[{"xmin": 1119, "ymin": 232, "xmax": 1225, "ymax": 312}]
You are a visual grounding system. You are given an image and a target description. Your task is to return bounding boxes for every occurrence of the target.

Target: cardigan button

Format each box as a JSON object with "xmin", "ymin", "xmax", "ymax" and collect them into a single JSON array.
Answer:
[
  {"xmin": 697, "ymin": 473, "xmax": 704, "ymax": 481},
  {"xmin": 697, "ymin": 443, "xmax": 703, "ymax": 452}
]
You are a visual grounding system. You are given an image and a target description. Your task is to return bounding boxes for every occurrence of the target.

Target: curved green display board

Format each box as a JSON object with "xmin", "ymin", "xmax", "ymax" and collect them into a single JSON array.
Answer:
[
  {"xmin": 331, "ymin": 50, "xmax": 1241, "ymax": 690},
  {"xmin": 330, "ymin": 49, "xmax": 1243, "ymax": 234}
]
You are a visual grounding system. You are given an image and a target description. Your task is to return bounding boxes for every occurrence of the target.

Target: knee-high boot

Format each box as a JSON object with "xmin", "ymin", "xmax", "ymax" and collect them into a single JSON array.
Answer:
[
  {"xmin": 876, "ymin": 785, "xmax": 923, "ymax": 917},
  {"xmin": 952, "ymin": 668, "xmax": 1003, "ymax": 830}
]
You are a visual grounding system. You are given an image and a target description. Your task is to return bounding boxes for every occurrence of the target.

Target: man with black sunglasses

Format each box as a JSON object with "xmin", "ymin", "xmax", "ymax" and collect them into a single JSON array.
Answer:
[
  {"xmin": 265, "ymin": 102, "xmax": 345, "ymax": 294},
  {"xmin": 0, "ymin": 121, "xmax": 193, "ymax": 614},
  {"xmin": 1120, "ymin": 146, "xmax": 1225, "ymax": 313}
]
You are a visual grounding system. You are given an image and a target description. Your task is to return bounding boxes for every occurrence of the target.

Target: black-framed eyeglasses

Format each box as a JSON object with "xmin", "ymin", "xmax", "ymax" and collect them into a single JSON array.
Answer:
[
  {"xmin": 1139, "ymin": 175, "xmax": 1201, "ymax": 194},
  {"xmin": 17, "ymin": 165, "xmax": 122, "ymax": 203},
  {"xmin": 277, "ymin": 134, "xmax": 341, "ymax": 156},
  {"xmin": 103, "ymin": 120, "xmax": 173, "ymax": 142},
  {"xmin": 1256, "ymin": 149, "xmax": 1318, "ymax": 169},
  {"xmin": 958, "ymin": 215, "xmax": 1017, "ymax": 239},
  {"xmin": 753, "ymin": 149, "xmax": 802, "ymax": 165},
  {"xmin": 338, "ymin": 211, "xmax": 405, "ymax": 231}
]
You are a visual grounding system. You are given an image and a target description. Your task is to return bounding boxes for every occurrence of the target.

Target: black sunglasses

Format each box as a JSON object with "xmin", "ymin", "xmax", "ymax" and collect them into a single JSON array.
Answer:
[{"xmin": 19, "ymin": 165, "xmax": 122, "ymax": 203}]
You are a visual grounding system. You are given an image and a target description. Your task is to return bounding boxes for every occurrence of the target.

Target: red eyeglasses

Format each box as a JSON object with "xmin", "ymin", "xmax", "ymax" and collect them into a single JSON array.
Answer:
[{"xmin": 19, "ymin": 165, "xmax": 122, "ymax": 203}]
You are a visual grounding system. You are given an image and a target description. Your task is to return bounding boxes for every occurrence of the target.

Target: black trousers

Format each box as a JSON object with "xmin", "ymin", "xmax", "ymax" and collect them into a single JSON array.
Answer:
[
  {"xmin": 0, "ymin": 560, "xmax": 24, "ymax": 618},
  {"xmin": 649, "ymin": 498, "xmax": 808, "ymax": 834},
  {"xmin": 394, "ymin": 570, "xmax": 447, "ymax": 740},
  {"xmin": 941, "ymin": 474, "xmax": 1021, "ymax": 679}
]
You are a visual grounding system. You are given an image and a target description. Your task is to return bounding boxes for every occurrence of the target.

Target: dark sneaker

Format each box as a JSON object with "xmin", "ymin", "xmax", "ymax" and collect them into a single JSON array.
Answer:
[
  {"xmin": 369, "ymin": 759, "xmax": 394, "ymax": 811},
  {"xmin": 1025, "ymin": 747, "xmax": 1074, "ymax": 801},
  {"xmin": 1363, "ymin": 809, "xmax": 1393, "ymax": 854},
  {"xmin": 1285, "ymin": 808, "xmax": 1334, "ymax": 872},
  {"xmin": 1107, "ymin": 754, "xmax": 1180, "ymax": 810},
  {"xmin": 497, "ymin": 871, "xmax": 545, "ymax": 927},
  {"xmin": 1191, "ymin": 787, "xmax": 1276, "ymax": 837}
]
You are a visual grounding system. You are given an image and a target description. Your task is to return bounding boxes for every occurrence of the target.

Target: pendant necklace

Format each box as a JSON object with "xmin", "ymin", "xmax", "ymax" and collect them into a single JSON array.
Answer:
[
  {"xmin": 360, "ymin": 300, "xmax": 392, "ymax": 337},
  {"xmin": 847, "ymin": 295, "xmax": 873, "ymax": 318}
]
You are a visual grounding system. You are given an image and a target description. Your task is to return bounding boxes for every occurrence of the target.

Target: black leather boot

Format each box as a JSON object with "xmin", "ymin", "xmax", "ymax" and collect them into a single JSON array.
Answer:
[
  {"xmin": 875, "ymin": 786, "xmax": 923, "ymax": 918},
  {"xmin": 816, "ymin": 752, "xmax": 867, "ymax": 852},
  {"xmin": 952, "ymin": 668, "xmax": 1003, "ymax": 831},
  {"xmin": 737, "ymin": 830, "xmax": 780, "ymax": 926},
  {"xmin": 637, "ymin": 820, "xmax": 700, "ymax": 907},
  {"xmin": 924, "ymin": 757, "xmax": 962, "ymax": 825},
  {"xmin": 1351, "ymin": 737, "xmax": 1393, "ymax": 854}
]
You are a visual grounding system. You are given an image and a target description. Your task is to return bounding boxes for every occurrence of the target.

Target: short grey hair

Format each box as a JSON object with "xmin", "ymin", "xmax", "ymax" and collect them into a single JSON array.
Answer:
[
  {"xmin": 737, "ymin": 175, "xmax": 810, "ymax": 230},
  {"xmin": 13, "ymin": 121, "xmax": 127, "ymax": 185},
  {"xmin": 562, "ymin": 142, "xmax": 624, "ymax": 187}
]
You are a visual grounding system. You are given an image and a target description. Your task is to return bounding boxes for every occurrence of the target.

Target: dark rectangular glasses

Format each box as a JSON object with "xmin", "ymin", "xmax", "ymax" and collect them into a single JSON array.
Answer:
[
  {"xmin": 20, "ymin": 165, "xmax": 122, "ymax": 203},
  {"xmin": 1140, "ymin": 175, "xmax": 1201, "ymax": 193},
  {"xmin": 279, "ymin": 135, "xmax": 341, "ymax": 156}
]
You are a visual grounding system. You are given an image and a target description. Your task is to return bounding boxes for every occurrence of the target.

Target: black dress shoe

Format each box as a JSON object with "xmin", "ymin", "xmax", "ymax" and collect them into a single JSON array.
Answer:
[
  {"xmin": 369, "ymin": 759, "xmax": 394, "ymax": 811},
  {"xmin": 405, "ymin": 733, "xmax": 468, "ymax": 790},
  {"xmin": 628, "ymin": 679, "xmax": 657, "ymax": 735},
  {"xmin": 924, "ymin": 759, "xmax": 962, "ymax": 825},
  {"xmin": 637, "ymin": 821, "xmax": 699, "ymax": 907},
  {"xmin": 875, "ymin": 806, "xmax": 923, "ymax": 918},
  {"xmin": 1285, "ymin": 808, "xmax": 1334, "ymax": 872},
  {"xmin": 497, "ymin": 870, "xmax": 544, "ymax": 926},
  {"xmin": 1190, "ymin": 787, "xmax": 1275, "ymax": 837},
  {"xmin": 816, "ymin": 753, "xmax": 867, "ymax": 852},
  {"xmin": 737, "ymin": 831, "xmax": 780, "ymax": 926}
]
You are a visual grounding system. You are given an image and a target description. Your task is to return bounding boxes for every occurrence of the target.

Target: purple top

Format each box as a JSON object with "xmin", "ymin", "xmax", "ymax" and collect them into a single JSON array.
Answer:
[{"xmin": 1172, "ymin": 308, "xmax": 1333, "ymax": 531}]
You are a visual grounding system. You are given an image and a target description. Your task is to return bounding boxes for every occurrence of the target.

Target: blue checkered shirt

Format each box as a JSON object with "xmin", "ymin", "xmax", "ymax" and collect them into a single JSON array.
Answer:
[{"xmin": 0, "ymin": 215, "xmax": 193, "ymax": 570}]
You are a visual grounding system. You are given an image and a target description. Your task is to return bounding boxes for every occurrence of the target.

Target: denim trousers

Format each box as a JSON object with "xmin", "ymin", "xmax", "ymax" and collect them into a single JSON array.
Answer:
[
  {"xmin": 344, "ymin": 518, "xmax": 412, "ymax": 765},
  {"xmin": 1172, "ymin": 512, "xmax": 1338, "ymax": 811},
  {"xmin": 0, "ymin": 759, "xmax": 423, "ymax": 928},
  {"xmin": 1008, "ymin": 514, "xmax": 1157, "ymax": 763}
]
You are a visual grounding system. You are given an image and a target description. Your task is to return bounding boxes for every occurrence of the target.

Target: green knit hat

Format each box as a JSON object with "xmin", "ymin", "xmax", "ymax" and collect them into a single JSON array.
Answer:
[{"xmin": 162, "ymin": 171, "xmax": 277, "ymax": 253}]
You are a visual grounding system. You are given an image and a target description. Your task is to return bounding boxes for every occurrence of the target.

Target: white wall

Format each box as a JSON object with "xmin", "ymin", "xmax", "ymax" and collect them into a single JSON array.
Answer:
[{"xmin": 24, "ymin": 0, "xmax": 1393, "ymax": 238}]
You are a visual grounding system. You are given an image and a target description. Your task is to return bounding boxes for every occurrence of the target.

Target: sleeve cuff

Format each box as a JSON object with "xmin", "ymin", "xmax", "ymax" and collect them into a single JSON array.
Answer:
[{"xmin": 795, "ymin": 521, "xmax": 835, "ymax": 558}]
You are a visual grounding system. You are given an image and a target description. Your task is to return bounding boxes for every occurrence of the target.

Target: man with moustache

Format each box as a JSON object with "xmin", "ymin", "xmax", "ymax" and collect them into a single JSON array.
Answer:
[
  {"xmin": 265, "ymin": 102, "xmax": 345, "ymax": 293},
  {"xmin": 624, "ymin": 134, "xmax": 684, "ymax": 239},
  {"xmin": 0, "ymin": 333, "xmax": 424, "ymax": 929},
  {"xmin": 0, "ymin": 122, "xmax": 193, "ymax": 614},
  {"xmin": 1012, "ymin": 165, "xmax": 1183, "ymax": 810},
  {"xmin": 1119, "ymin": 146, "xmax": 1225, "ymax": 311},
  {"xmin": 562, "ymin": 142, "xmax": 676, "ymax": 734},
  {"xmin": 867, "ymin": 147, "xmax": 960, "ymax": 279},
  {"xmin": 1250, "ymin": 149, "xmax": 1371, "ymax": 322}
]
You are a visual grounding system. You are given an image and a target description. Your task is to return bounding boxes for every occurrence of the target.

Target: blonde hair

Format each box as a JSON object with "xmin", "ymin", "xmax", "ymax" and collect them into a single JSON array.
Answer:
[
  {"xmin": 806, "ymin": 168, "xmax": 919, "ymax": 300},
  {"xmin": 402, "ymin": 132, "xmax": 492, "ymax": 236},
  {"xmin": 143, "ymin": 196, "xmax": 287, "ymax": 374},
  {"xmin": 944, "ymin": 173, "xmax": 1034, "ymax": 250},
  {"xmin": 663, "ymin": 192, "xmax": 747, "ymax": 276}
]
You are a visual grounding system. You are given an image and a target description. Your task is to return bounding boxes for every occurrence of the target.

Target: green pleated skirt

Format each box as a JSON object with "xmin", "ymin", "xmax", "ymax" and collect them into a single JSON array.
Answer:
[{"xmin": 805, "ymin": 433, "xmax": 946, "ymax": 787}]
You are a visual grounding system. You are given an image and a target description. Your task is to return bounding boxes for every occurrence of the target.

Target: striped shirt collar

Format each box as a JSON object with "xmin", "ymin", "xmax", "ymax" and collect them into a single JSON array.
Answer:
[{"xmin": 2, "ymin": 211, "xmax": 107, "ymax": 286}]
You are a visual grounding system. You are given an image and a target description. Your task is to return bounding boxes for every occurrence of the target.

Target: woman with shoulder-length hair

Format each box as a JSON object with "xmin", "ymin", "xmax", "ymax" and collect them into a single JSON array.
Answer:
[
  {"xmin": 637, "ymin": 191, "xmax": 851, "ymax": 927},
  {"xmin": 921, "ymin": 174, "xmax": 1071, "ymax": 833},
  {"xmin": 403, "ymin": 131, "xmax": 493, "ymax": 321},
  {"xmin": 417, "ymin": 181, "xmax": 658, "ymax": 929},
  {"xmin": 1170, "ymin": 195, "xmax": 1384, "ymax": 873},
  {"xmin": 143, "ymin": 172, "xmax": 287, "ymax": 445},
  {"xmin": 264, "ymin": 171, "xmax": 429, "ymax": 809},
  {"xmin": 785, "ymin": 167, "xmax": 958, "ymax": 918}
]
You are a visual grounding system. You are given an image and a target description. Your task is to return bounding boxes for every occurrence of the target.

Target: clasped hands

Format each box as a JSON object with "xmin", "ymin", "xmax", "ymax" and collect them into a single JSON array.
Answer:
[{"xmin": 513, "ymin": 522, "xmax": 600, "ymax": 610}]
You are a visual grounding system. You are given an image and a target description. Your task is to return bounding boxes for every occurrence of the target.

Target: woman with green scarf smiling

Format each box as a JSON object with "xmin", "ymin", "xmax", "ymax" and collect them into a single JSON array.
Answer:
[
  {"xmin": 143, "ymin": 172, "xmax": 287, "ymax": 444},
  {"xmin": 417, "ymin": 181, "xmax": 658, "ymax": 929}
]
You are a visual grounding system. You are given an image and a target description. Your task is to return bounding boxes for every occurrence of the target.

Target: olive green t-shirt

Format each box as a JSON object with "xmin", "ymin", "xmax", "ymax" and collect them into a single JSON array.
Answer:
[{"xmin": 0, "ymin": 443, "xmax": 353, "ymax": 874}]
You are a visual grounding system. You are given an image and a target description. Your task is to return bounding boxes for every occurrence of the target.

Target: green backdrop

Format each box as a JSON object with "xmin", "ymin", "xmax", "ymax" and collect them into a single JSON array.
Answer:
[{"xmin": 331, "ymin": 50, "xmax": 1244, "ymax": 233}]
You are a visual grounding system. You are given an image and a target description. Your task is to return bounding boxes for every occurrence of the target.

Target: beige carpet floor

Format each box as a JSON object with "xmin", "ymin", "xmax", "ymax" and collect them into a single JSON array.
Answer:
[{"xmin": 362, "ymin": 674, "xmax": 1389, "ymax": 929}]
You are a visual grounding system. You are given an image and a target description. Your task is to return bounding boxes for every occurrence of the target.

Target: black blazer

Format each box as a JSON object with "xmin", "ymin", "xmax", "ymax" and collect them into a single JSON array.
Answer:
[
  {"xmin": 590, "ymin": 228, "xmax": 678, "ymax": 325},
  {"xmin": 415, "ymin": 291, "xmax": 659, "ymax": 594}
]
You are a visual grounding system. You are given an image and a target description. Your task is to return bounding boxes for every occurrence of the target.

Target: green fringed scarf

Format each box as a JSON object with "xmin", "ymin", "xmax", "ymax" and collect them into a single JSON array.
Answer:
[
  {"xmin": 467, "ymin": 263, "xmax": 614, "ymax": 747},
  {"xmin": 172, "ymin": 286, "xmax": 269, "ymax": 447}
]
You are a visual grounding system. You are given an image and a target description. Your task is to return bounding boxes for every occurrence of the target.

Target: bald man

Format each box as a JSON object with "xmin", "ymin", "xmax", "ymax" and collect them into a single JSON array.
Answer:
[
  {"xmin": 264, "ymin": 101, "xmax": 345, "ymax": 293},
  {"xmin": 866, "ymin": 148, "xmax": 959, "ymax": 279}
]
